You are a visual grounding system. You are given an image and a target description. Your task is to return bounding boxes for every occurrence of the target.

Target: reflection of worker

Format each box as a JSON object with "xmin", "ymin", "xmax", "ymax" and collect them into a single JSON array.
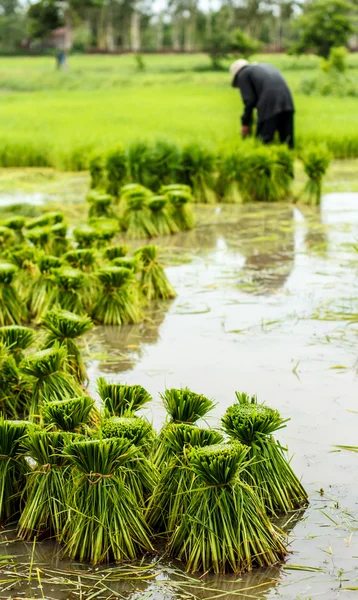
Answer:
[{"xmin": 230, "ymin": 59, "xmax": 294, "ymax": 148}]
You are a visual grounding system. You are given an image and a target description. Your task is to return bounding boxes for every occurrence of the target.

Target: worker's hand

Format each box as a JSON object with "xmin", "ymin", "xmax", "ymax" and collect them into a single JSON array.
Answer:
[{"xmin": 241, "ymin": 125, "xmax": 251, "ymax": 139}]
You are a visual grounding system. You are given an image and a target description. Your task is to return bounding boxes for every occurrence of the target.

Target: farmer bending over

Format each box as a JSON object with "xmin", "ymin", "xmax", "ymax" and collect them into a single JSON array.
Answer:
[{"xmin": 230, "ymin": 59, "xmax": 294, "ymax": 149}]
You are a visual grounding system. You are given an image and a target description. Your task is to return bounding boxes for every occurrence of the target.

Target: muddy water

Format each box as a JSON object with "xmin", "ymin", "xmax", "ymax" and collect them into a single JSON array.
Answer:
[{"xmin": 2, "ymin": 194, "xmax": 358, "ymax": 599}]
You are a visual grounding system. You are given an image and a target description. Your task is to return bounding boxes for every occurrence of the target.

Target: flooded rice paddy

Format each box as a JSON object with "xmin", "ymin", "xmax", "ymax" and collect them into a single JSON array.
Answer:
[{"xmin": 1, "ymin": 193, "xmax": 358, "ymax": 599}]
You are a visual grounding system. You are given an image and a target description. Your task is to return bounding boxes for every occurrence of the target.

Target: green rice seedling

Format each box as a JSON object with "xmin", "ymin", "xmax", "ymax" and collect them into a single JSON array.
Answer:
[
  {"xmin": 2, "ymin": 216, "xmax": 25, "ymax": 243},
  {"xmin": 0, "ymin": 263, "xmax": 23, "ymax": 325},
  {"xmin": 217, "ymin": 151, "xmax": 244, "ymax": 203},
  {"xmin": 121, "ymin": 192, "xmax": 157, "ymax": 239},
  {"xmin": 169, "ymin": 442, "xmax": 287, "ymax": 573},
  {"xmin": 222, "ymin": 401, "xmax": 308, "ymax": 514},
  {"xmin": 7, "ymin": 245, "xmax": 38, "ymax": 274},
  {"xmin": 0, "ymin": 417, "xmax": 29, "ymax": 522},
  {"xmin": 273, "ymin": 145, "xmax": 294, "ymax": 200},
  {"xmin": 0, "ymin": 344, "xmax": 32, "ymax": 418},
  {"xmin": 147, "ymin": 423, "xmax": 223, "ymax": 534},
  {"xmin": 103, "ymin": 244, "xmax": 129, "ymax": 261},
  {"xmin": 26, "ymin": 212, "xmax": 64, "ymax": 230},
  {"xmin": 53, "ymin": 267, "xmax": 86, "ymax": 314},
  {"xmin": 100, "ymin": 416, "xmax": 157, "ymax": 505},
  {"xmin": 240, "ymin": 147, "xmax": 280, "ymax": 202},
  {"xmin": 145, "ymin": 139, "xmax": 181, "ymax": 190},
  {"xmin": 148, "ymin": 196, "xmax": 178, "ymax": 236},
  {"xmin": 48, "ymin": 222, "xmax": 68, "ymax": 256},
  {"xmin": 42, "ymin": 395, "xmax": 95, "ymax": 432},
  {"xmin": 61, "ymin": 437, "xmax": 153, "ymax": 563},
  {"xmin": 165, "ymin": 189, "xmax": 196, "ymax": 231},
  {"xmin": 92, "ymin": 266, "xmax": 142, "ymax": 325},
  {"xmin": 134, "ymin": 245, "xmax": 176, "ymax": 301},
  {"xmin": 42, "ymin": 309, "xmax": 94, "ymax": 384},
  {"xmin": 0, "ymin": 326, "xmax": 35, "ymax": 364},
  {"xmin": 301, "ymin": 145, "xmax": 331, "ymax": 205},
  {"xmin": 20, "ymin": 345, "xmax": 81, "ymax": 418},
  {"xmin": 64, "ymin": 248, "xmax": 97, "ymax": 272},
  {"xmin": 73, "ymin": 225, "xmax": 102, "ymax": 248},
  {"xmin": 86, "ymin": 191, "xmax": 114, "ymax": 219},
  {"xmin": 161, "ymin": 387, "xmax": 215, "ymax": 424},
  {"xmin": 106, "ymin": 146, "xmax": 127, "ymax": 197},
  {"xmin": 27, "ymin": 254, "xmax": 61, "ymax": 320},
  {"xmin": 89, "ymin": 153, "xmax": 105, "ymax": 190},
  {"xmin": 180, "ymin": 143, "xmax": 217, "ymax": 204},
  {"xmin": 97, "ymin": 377, "xmax": 152, "ymax": 416},
  {"xmin": 94, "ymin": 219, "xmax": 119, "ymax": 246},
  {"xmin": 25, "ymin": 226, "xmax": 52, "ymax": 253},
  {"xmin": 0, "ymin": 226, "xmax": 15, "ymax": 251},
  {"xmin": 126, "ymin": 141, "xmax": 150, "ymax": 187},
  {"xmin": 111, "ymin": 256, "xmax": 139, "ymax": 273},
  {"xmin": 18, "ymin": 429, "xmax": 72, "ymax": 539}
]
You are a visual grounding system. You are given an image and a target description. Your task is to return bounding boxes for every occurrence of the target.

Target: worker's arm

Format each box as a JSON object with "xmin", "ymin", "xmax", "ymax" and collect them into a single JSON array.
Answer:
[{"xmin": 238, "ymin": 70, "xmax": 257, "ymax": 134}]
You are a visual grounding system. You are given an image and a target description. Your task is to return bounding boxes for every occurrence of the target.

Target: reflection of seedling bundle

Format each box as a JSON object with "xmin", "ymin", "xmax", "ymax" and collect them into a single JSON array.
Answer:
[
  {"xmin": 93, "ymin": 266, "xmax": 142, "ymax": 325},
  {"xmin": 42, "ymin": 395, "xmax": 95, "ymax": 432},
  {"xmin": 134, "ymin": 245, "xmax": 176, "ymax": 301},
  {"xmin": 61, "ymin": 437, "xmax": 153, "ymax": 564},
  {"xmin": 21, "ymin": 346, "xmax": 81, "ymax": 417},
  {"xmin": 0, "ymin": 325, "xmax": 35, "ymax": 364},
  {"xmin": 0, "ymin": 263, "xmax": 23, "ymax": 325},
  {"xmin": 180, "ymin": 143, "xmax": 217, "ymax": 204},
  {"xmin": 18, "ymin": 429, "xmax": 72, "ymax": 539},
  {"xmin": 0, "ymin": 418, "xmax": 29, "ymax": 522},
  {"xmin": 162, "ymin": 186, "xmax": 196, "ymax": 231},
  {"xmin": 147, "ymin": 423, "xmax": 223, "ymax": 534},
  {"xmin": 169, "ymin": 442, "xmax": 287, "ymax": 573},
  {"xmin": 148, "ymin": 196, "xmax": 178, "ymax": 236},
  {"xmin": 222, "ymin": 395, "xmax": 308, "ymax": 514},
  {"xmin": 97, "ymin": 377, "xmax": 152, "ymax": 416},
  {"xmin": 53, "ymin": 268, "xmax": 86, "ymax": 314},
  {"xmin": 42, "ymin": 309, "xmax": 94, "ymax": 384}
]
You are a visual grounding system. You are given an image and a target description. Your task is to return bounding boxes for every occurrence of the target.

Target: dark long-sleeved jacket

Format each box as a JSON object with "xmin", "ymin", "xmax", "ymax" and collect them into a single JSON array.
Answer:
[{"xmin": 233, "ymin": 63, "xmax": 294, "ymax": 126}]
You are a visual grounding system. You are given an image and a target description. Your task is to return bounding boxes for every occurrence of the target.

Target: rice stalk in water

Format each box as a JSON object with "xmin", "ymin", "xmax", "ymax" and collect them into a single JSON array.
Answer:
[
  {"xmin": 134, "ymin": 245, "xmax": 176, "ymax": 301},
  {"xmin": 97, "ymin": 377, "xmax": 152, "ymax": 416},
  {"xmin": 301, "ymin": 145, "xmax": 331, "ymax": 205},
  {"xmin": 0, "ymin": 417, "xmax": 29, "ymax": 522},
  {"xmin": 92, "ymin": 266, "xmax": 142, "ymax": 325}
]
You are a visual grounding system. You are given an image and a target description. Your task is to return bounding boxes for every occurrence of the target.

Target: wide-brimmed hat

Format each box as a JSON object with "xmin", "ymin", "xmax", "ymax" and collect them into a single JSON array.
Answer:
[{"xmin": 229, "ymin": 59, "xmax": 249, "ymax": 84}]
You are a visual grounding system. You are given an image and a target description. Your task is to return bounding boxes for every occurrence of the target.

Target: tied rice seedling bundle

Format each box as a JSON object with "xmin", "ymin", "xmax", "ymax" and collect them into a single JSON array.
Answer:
[
  {"xmin": 93, "ymin": 219, "xmax": 118, "ymax": 246},
  {"xmin": 273, "ymin": 146, "xmax": 294, "ymax": 200},
  {"xmin": 21, "ymin": 345, "xmax": 82, "ymax": 418},
  {"xmin": 240, "ymin": 148, "xmax": 280, "ymax": 202},
  {"xmin": 18, "ymin": 429, "xmax": 72, "ymax": 539},
  {"xmin": 106, "ymin": 146, "xmax": 128, "ymax": 198},
  {"xmin": 0, "ymin": 263, "xmax": 24, "ymax": 325},
  {"xmin": 48, "ymin": 222, "xmax": 68, "ymax": 256},
  {"xmin": 28, "ymin": 254, "xmax": 61, "ymax": 320},
  {"xmin": 0, "ymin": 417, "xmax": 29, "ymax": 522},
  {"xmin": 301, "ymin": 145, "xmax": 331, "ymax": 205},
  {"xmin": 145, "ymin": 140, "xmax": 181, "ymax": 191},
  {"xmin": 7, "ymin": 246, "xmax": 39, "ymax": 299},
  {"xmin": 53, "ymin": 267, "xmax": 86, "ymax": 314},
  {"xmin": 97, "ymin": 377, "xmax": 152, "ymax": 416},
  {"xmin": 103, "ymin": 244, "xmax": 129, "ymax": 261},
  {"xmin": 89, "ymin": 154, "xmax": 105, "ymax": 190},
  {"xmin": 217, "ymin": 151, "xmax": 244, "ymax": 203},
  {"xmin": 64, "ymin": 248, "xmax": 97, "ymax": 272},
  {"xmin": 180, "ymin": 143, "xmax": 217, "ymax": 204},
  {"xmin": 147, "ymin": 423, "xmax": 223, "ymax": 534},
  {"xmin": 0, "ymin": 226, "xmax": 16, "ymax": 251},
  {"xmin": 26, "ymin": 212, "xmax": 64, "ymax": 230},
  {"xmin": 73, "ymin": 225, "xmax": 102, "ymax": 249},
  {"xmin": 148, "ymin": 196, "xmax": 178, "ymax": 236},
  {"xmin": 100, "ymin": 416, "xmax": 157, "ymax": 505},
  {"xmin": 2, "ymin": 217, "xmax": 26, "ymax": 243},
  {"xmin": 92, "ymin": 266, "xmax": 142, "ymax": 326},
  {"xmin": 86, "ymin": 191, "xmax": 114, "ymax": 219},
  {"xmin": 61, "ymin": 437, "xmax": 153, "ymax": 564},
  {"xmin": 42, "ymin": 395, "xmax": 95, "ymax": 432},
  {"xmin": 121, "ymin": 191, "xmax": 157, "ymax": 239},
  {"xmin": 222, "ymin": 400, "xmax": 308, "ymax": 514},
  {"xmin": 0, "ymin": 325, "xmax": 35, "ymax": 364},
  {"xmin": 169, "ymin": 442, "xmax": 287, "ymax": 573},
  {"xmin": 42, "ymin": 309, "xmax": 94, "ymax": 384},
  {"xmin": 111, "ymin": 256, "xmax": 139, "ymax": 273},
  {"xmin": 0, "ymin": 344, "xmax": 32, "ymax": 418},
  {"xmin": 134, "ymin": 245, "xmax": 176, "ymax": 301},
  {"xmin": 126, "ymin": 141, "xmax": 150, "ymax": 187},
  {"xmin": 26, "ymin": 226, "xmax": 52, "ymax": 253},
  {"xmin": 164, "ymin": 188, "xmax": 196, "ymax": 231}
]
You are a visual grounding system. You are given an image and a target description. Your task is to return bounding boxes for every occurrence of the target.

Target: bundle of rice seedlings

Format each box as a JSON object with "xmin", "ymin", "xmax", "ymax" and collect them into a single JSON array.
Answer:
[
  {"xmin": 180, "ymin": 143, "xmax": 217, "ymax": 204},
  {"xmin": 121, "ymin": 192, "xmax": 157, "ymax": 239},
  {"xmin": 26, "ymin": 213, "xmax": 64, "ymax": 230},
  {"xmin": 27, "ymin": 254, "xmax": 61, "ymax": 320},
  {"xmin": 111, "ymin": 256, "xmax": 139, "ymax": 273},
  {"xmin": 148, "ymin": 196, "xmax": 178, "ymax": 236},
  {"xmin": 161, "ymin": 387, "xmax": 215, "ymax": 424},
  {"xmin": 18, "ymin": 429, "xmax": 72, "ymax": 539},
  {"xmin": 48, "ymin": 222, "xmax": 68, "ymax": 256},
  {"xmin": 126, "ymin": 141, "xmax": 150, "ymax": 187},
  {"xmin": 0, "ymin": 263, "xmax": 23, "ymax": 325},
  {"xmin": 147, "ymin": 423, "xmax": 223, "ymax": 534},
  {"xmin": 146, "ymin": 139, "xmax": 181, "ymax": 190},
  {"xmin": 165, "ymin": 189, "xmax": 195, "ymax": 231},
  {"xmin": 86, "ymin": 191, "xmax": 114, "ymax": 219},
  {"xmin": 97, "ymin": 377, "xmax": 152, "ymax": 416},
  {"xmin": 61, "ymin": 437, "xmax": 153, "ymax": 563},
  {"xmin": 169, "ymin": 442, "xmax": 287, "ymax": 573},
  {"xmin": 53, "ymin": 268, "xmax": 86, "ymax": 314},
  {"xmin": 0, "ymin": 226, "xmax": 15, "ymax": 252},
  {"xmin": 2, "ymin": 217, "xmax": 25, "ymax": 243},
  {"xmin": 73, "ymin": 225, "xmax": 102, "ymax": 249},
  {"xmin": 274, "ymin": 146, "xmax": 294, "ymax": 200},
  {"xmin": 92, "ymin": 266, "xmax": 142, "ymax": 325},
  {"xmin": 7, "ymin": 245, "xmax": 38, "ymax": 274},
  {"xmin": 301, "ymin": 145, "xmax": 331, "ymax": 205},
  {"xmin": 25, "ymin": 226, "xmax": 52, "ymax": 253},
  {"xmin": 0, "ymin": 344, "xmax": 32, "ymax": 418},
  {"xmin": 106, "ymin": 146, "xmax": 128, "ymax": 198},
  {"xmin": 0, "ymin": 325, "xmax": 35, "ymax": 364},
  {"xmin": 42, "ymin": 395, "xmax": 95, "ymax": 432},
  {"xmin": 64, "ymin": 248, "xmax": 97, "ymax": 272},
  {"xmin": 222, "ymin": 401, "xmax": 308, "ymax": 514},
  {"xmin": 0, "ymin": 417, "xmax": 29, "ymax": 522},
  {"xmin": 134, "ymin": 245, "xmax": 176, "ymax": 301},
  {"xmin": 120, "ymin": 183, "xmax": 152, "ymax": 201},
  {"xmin": 42, "ymin": 309, "xmax": 94, "ymax": 384},
  {"xmin": 217, "ymin": 151, "xmax": 244, "ymax": 203},
  {"xmin": 103, "ymin": 244, "xmax": 129, "ymax": 261},
  {"xmin": 240, "ymin": 148, "xmax": 280, "ymax": 202},
  {"xmin": 94, "ymin": 219, "xmax": 118, "ymax": 246},
  {"xmin": 160, "ymin": 184, "xmax": 192, "ymax": 195},
  {"xmin": 100, "ymin": 416, "xmax": 157, "ymax": 505},
  {"xmin": 89, "ymin": 153, "xmax": 105, "ymax": 190},
  {"xmin": 21, "ymin": 345, "xmax": 81, "ymax": 418}
]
